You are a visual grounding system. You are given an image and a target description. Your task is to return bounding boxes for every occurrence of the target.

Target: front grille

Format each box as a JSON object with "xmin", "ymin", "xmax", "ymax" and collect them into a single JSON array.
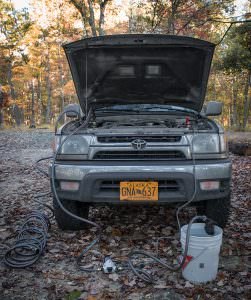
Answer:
[
  {"xmin": 99, "ymin": 180, "xmax": 180, "ymax": 192},
  {"xmin": 93, "ymin": 150, "xmax": 185, "ymax": 160},
  {"xmin": 97, "ymin": 136, "xmax": 181, "ymax": 143}
]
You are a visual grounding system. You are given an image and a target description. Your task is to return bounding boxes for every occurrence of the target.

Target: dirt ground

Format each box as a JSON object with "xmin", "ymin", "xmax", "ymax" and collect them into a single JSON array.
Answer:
[{"xmin": 0, "ymin": 129, "xmax": 250, "ymax": 300}]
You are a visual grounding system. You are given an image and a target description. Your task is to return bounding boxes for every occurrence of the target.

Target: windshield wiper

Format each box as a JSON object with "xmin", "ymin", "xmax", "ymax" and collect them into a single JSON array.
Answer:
[
  {"xmin": 140, "ymin": 105, "xmax": 198, "ymax": 114},
  {"xmin": 95, "ymin": 108, "xmax": 141, "ymax": 114},
  {"xmin": 95, "ymin": 105, "xmax": 198, "ymax": 115}
]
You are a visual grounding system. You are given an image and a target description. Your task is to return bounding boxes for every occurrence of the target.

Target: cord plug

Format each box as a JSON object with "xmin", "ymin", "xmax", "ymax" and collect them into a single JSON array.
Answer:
[
  {"xmin": 103, "ymin": 256, "xmax": 117, "ymax": 273},
  {"xmin": 205, "ymin": 219, "xmax": 217, "ymax": 235}
]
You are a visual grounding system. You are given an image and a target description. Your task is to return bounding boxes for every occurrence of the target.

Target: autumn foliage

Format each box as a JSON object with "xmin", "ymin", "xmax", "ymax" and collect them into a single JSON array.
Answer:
[{"xmin": 0, "ymin": 0, "xmax": 250, "ymax": 128}]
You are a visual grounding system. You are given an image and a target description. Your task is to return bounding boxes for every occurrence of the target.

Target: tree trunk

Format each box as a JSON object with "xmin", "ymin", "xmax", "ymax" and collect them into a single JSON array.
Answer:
[
  {"xmin": 128, "ymin": 8, "xmax": 134, "ymax": 33},
  {"xmin": 69, "ymin": 0, "xmax": 109, "ymax": 37},
  {"xmin": 243, "ymin": 71, "xmax": 251, "ymax": 129},
  {"xmin": 228, "ymin": 105, "xmax": 231, "ymax": 128},
  {"xmin": 82, "ymin": 17, "xmax": 89, "ymax": 37},
  {"xmin": 12, "ymin": 104, "xmax": 22, "ymax": 126},
  {"xmin": 167, "ymin": 17, "xmax": 175, "ymax": 34},
  {"xmin": 58, "ymin": 45, "xmax": 65, "ymax": 113},
  {"xmin": 232, "ymin": 76, "xmax": 238, "ymax": 127},
  {"xmin": 69, "ymin": 0, "xmax": 90, "ymax": 37},
  {"xmin": 229, "ymin": 77, "xmax": 233, "ymax": 126},
  {"xmin": 167, "ymin": 0, "xmax": 176, "ymax": 34},
  {"xmin": 99, "ymin": 1, "xmax": 109, "ymax": 35},
  {"xmin": 30, "ymin": 79, "xmax": 36, "ymax": 128},
  {"xmin": 37, "ymin": 72, "xmax": 43, "ymax": 125},
  {"xmin": 0, "ymin": 87, "xmax": 4, "ymax": 128},
  {"xmin": 0, "ymin": 109, "xmax": 4, "ymax": 129},
  {"xmin": 45, "ymin": 46, "xmax": 52, "ymax": 124},
  {"xmin": 0, "ymin": 87, "xmax": 9, "ymax": 128},
  {"xmin": 7, "ymin": 61, "xmax": 15, "ymax": 100},
  {"xmin": 80, "ymin": 2, "xmax": 89, "ymax": 37},
  {"xmin": 87, "ymin": 0, "xmax": 97, "ymax": 36}
]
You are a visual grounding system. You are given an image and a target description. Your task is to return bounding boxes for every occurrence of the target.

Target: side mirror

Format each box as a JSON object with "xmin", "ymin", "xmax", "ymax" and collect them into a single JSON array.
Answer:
[
  {"xmin": 205, "ymin": 101, "xmax": 222, "ymax": 116},
  {"xmin": 63, "ymin": 104, "xmax": 81, "ymax": 118}
]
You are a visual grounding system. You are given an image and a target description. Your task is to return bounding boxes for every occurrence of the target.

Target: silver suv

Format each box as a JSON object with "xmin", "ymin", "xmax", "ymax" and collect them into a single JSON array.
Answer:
[{"xmin": 51, "ymin": 34, "xmax": 231, "ymax": 230}]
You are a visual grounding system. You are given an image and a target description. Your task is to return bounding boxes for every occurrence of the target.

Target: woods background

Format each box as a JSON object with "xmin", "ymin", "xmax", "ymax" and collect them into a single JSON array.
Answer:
[{"xmin": 0, "ymin": 0, "xmax": 250, "ymax": 130}]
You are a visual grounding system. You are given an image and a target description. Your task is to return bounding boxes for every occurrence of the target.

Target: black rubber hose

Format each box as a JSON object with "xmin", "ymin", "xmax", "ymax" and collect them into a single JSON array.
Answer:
[
  {"xmin": 3, "ymin": 211, "xmax": 50, "ymax": 268},
  {"xmin": 35, "ymin": 156, "xmax": 53, "ymax": 178},
  {"xmin": 51, "ymin": 108, "xmax": 102, "ymax": 271},
  {"xmin": 128, "ymin": 215, "xmax": 208, "ymax": 283},
  {"xmin": 33, "ymin": 191, "xmax": 54, "ymax": 220}
]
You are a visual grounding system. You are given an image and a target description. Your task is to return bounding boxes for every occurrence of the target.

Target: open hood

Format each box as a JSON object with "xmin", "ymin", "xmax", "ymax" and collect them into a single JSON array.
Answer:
[{"xmin": 63, "ymin": 34, "xmax": 215, "ymax": 113}]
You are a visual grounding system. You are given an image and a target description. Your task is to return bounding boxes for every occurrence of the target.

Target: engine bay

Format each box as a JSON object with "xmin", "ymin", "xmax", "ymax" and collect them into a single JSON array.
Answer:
[
  {"xmin": 92, "ymin": 117, "xmax": 211, "ymax": 130},
  {"xmin": 62, "ymin": 113, "xmax": 215, "ymax": 134}
]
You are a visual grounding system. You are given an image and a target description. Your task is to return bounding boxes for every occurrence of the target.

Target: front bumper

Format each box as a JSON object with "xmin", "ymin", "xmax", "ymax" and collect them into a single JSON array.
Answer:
[{"xmin": 50, "ymin": 159, "xmax": 231, "ymax": 204}]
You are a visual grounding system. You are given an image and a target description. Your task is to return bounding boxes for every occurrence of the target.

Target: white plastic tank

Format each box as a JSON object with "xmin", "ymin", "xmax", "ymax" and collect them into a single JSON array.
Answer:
[{"xmin": 180, "ymin": 223, "xmax": 223, "ymax": 283}]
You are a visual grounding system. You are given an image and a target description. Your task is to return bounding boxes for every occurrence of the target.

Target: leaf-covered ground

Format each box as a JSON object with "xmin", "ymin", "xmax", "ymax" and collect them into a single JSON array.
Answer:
[{"xmin": 0, "ymin": 130, "xmax": 250, "ymax": 300}]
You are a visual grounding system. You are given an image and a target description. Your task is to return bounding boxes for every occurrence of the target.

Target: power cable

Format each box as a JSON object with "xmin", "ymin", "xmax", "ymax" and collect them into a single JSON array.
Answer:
[
  {"xmin": 2, "ymin": 180, "xmax": 53, "ymax": 268},
  {"xmin": 127, "ymin": 125, "xmax": 201, "ymax": 283},
  {"xmin": 128, "ymin": 215, "xmax": 208, "ymax": 283},
  {"xmin": 2, "ymin": 110, "xmax": 214, "ymax": 283},
  {"xmin": 3, "ymin": 210, "xmax": 50, "ymax": 268},
  {"xmin": 35, "ymin": 156, "xmax": 53, "ymax": 177},
  {"xmin": 50, "ymin": 108, "xmax": 103, "ymax": 272},
  {"xmin": 50, "ymin": 110, "xmax": 204, "ymax": 280}
]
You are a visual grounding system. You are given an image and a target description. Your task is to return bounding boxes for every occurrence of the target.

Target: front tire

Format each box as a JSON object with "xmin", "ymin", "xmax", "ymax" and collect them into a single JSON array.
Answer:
[
  {"xmin": 53, "ymin": 197, "xmax": 90, "ymax": 230},
  {"xmin": 196, "ymin": 195, "xmax": 231, "ymax": 228}
]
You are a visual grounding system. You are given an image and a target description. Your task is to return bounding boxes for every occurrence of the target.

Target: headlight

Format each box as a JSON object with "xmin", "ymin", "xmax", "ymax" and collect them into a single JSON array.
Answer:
[
  {"xmin": 192, "ymin": 134, "xmax": 219, "ymax": 153},
  {"xmin": 59, "ymin": 135, "xmax": 89, "ymax": 155}
]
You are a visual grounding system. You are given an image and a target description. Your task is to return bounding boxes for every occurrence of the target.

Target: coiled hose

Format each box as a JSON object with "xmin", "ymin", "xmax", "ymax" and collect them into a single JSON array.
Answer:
[
  {"xmin": 3, "ymin": 211, "xmax": 50, "ymax": 268},
  {"xmin": 3, "ymin": 109, "xmax": 100, "ymax": 270}
]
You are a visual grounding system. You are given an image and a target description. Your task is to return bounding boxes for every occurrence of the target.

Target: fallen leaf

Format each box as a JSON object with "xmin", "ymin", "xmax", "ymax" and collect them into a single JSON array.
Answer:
[
  {"xmin": 108, "ymin": 273, "xmax": 119, "ymax": 281},
  {"xmin": 217, "ymin": 280, "xmax": 224, "ymax": 287},
  {"xmin": 184, "ymin": 281, "xmax": 194, "ymax": 288}
]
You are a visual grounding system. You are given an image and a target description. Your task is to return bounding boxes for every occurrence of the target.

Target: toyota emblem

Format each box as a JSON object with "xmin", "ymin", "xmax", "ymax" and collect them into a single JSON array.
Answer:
[{"xmin": 131, "ymin": 139, "xmax": 147, "ymax": 150}]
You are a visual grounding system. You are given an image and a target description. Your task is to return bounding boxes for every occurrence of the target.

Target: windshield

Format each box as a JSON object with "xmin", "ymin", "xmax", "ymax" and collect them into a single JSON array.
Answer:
[{"xmin": 95, "ymin": 104, "xmax": 198, "ymax": 114}]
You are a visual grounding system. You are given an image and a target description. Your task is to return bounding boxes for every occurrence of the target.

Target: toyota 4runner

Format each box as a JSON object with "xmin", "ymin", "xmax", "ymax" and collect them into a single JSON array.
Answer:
[{"xmin": 51, "ymin": 34, "xmax": 231, "ymax": 230}]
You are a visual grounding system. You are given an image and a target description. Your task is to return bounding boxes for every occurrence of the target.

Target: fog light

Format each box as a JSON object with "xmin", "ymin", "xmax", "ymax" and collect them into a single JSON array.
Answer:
[
  {"xmin": 200, "ymin": 181, "xmax": 220, "ymax": 191},
  {"xmin": 60, "ymin": 181, "xmax": 79, "ymax": 191}
]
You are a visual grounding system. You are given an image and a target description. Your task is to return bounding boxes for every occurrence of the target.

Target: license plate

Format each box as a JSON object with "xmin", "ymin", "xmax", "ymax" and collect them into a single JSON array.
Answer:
[{"xmin": 120, "ymin": 181, "xmax": 158, "ymax": 201}]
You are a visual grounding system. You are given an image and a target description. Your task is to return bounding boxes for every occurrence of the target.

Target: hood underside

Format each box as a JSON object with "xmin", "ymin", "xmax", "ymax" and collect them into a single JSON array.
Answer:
[{"xmin": 63, "ymin": 34, "xmax": 215, "ymax": 113}]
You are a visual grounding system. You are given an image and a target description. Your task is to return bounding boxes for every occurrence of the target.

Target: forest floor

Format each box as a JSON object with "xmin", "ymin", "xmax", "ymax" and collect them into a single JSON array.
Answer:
[{"xmin": 0, "ymin": 129, "xmax": 250, "ymax": 300}]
